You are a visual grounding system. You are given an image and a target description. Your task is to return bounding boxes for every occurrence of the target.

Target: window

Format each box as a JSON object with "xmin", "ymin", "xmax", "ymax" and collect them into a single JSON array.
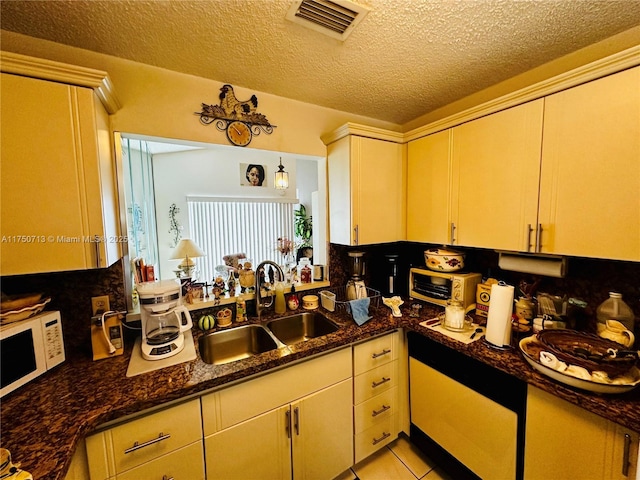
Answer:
[{"xmin": 188, "ymin": 197, "xmax": 295, "ymax": 282}]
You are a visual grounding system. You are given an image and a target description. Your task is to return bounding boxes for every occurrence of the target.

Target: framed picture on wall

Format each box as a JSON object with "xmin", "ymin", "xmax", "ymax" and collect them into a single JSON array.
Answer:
[{"xmin": 241, "ymin": 163, "xmax": 267, "ymax": 187}]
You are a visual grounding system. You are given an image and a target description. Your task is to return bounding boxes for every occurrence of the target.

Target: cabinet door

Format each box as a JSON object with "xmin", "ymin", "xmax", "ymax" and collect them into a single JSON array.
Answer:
[
  {"xmin": 610, "ymin": 425, "xmax": 639, "ymax": 480},
  {"xmin": 407, "ymin": 130, "xmax": 452, "ymax": 244},
  {"xmin": 539, "ymin": 66, "xmax": 640, "ymax": 260},
  {"xmin": 525, "ymin": 386, "xmax": 615, "ymax": 480},
  {"xmin": 451, "ymin": 100, "xmax": 544, "ymax": 251},
  {"xmin": 327, "ymin": 135, "xmax": 405, "ymax": 245},
  {"xmin": 205, "ymin": 405, "xmax": 291, "ymax": 480},
  {"xmin": 353, "ymin": 136, "xmax": 405, "ymax": 245},
  {"xmin": 0, "ymin": 73, "xmax": 119, "ymax": 274},
  {"xmin": 292, "ymin": 379, "xmax": 353, "ymax": 480}
]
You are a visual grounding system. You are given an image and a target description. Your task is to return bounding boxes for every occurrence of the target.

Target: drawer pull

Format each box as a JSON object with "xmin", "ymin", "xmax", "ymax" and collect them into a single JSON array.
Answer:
[
  {"xmin": 372, "ymin": 377, "xmax": 391, "ymax": 388},
  {"xmin": 124, "ymin": 432, "xmax": 171, "ymax": 454},
  {"xmin": 623, "ymin": 433, "xmax": 631, "ymax": 476},
  {"xmin": 372, "ymin": 432, "xmax": 391, "ymax": 445},
  {"xmin": 372, "ymin": 405, "xmax": 391, "ymax": 417},
  {"xmin": 371, "ymin": 348, "xmax": 391, "ymax": 359}
]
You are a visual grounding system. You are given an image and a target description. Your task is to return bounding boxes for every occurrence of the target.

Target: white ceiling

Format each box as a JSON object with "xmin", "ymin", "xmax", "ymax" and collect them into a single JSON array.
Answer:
[{"xmin": 2, "ymin": 0, "xmax": 640, "ymax": 126}]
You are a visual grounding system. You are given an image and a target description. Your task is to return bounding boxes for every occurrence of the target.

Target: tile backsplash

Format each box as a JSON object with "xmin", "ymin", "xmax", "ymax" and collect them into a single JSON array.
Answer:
[
  {"xmin": 330, "ymin": 242, "xmax": 639, "ymax": 336},
  {"xmin": 1, "ymin": 260, "xmax": 126, "ymax": 355},
  {"xmin": 3, "ymin": 245, "xmax": 639, "ymax": 356}
]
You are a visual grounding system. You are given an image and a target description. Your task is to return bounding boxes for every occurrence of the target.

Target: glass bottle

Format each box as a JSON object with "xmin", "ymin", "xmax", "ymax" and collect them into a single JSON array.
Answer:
[{"xmin": 274, "ymin": 281, "xmax": 286, "ymax": 314}]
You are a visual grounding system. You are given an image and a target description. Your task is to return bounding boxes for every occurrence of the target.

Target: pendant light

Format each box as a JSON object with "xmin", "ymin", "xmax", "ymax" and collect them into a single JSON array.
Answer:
[{"xmin": 274, "ymin": 157, "xmax": 289, "ymax": 190}]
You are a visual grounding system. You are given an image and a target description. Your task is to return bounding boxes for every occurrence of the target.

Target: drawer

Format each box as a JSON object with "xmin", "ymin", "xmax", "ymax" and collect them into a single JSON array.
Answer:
[
  {"xmin": 354, "ymin": 386, "xmax": 397, "ymax": 434},
  {"xmin": 354, "ymin": 414, "xmax": 399, "ymax": 464},
  {"xmin": 117, "ymin": 441, "xmax": 205, "ymax": 480},
  {"xmin": 354, "ymin": 360, "xmax": 397, "ymax": 404},
  {"xmin": 88, "ymin": 399, "xmax": 202, "ymax": 476},
  {"xmin": 353, "ymin": 332, "xmax": 398, "ymax": 375}
]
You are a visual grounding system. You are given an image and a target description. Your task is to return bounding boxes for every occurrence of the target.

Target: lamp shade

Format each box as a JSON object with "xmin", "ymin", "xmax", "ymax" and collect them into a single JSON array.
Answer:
[
  {"xmin": 170, "ymin": 239, "xmax": 206, "ymax": 260},
  {"xmin": 274, "ymin": 158, "xmax": 289, "ymax": 190}
]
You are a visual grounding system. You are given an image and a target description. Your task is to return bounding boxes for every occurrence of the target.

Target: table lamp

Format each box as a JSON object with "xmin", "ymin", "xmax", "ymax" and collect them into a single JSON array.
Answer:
[{"xmin": 170, "ymin": 239, "xmax": 206, "ymax": 278}]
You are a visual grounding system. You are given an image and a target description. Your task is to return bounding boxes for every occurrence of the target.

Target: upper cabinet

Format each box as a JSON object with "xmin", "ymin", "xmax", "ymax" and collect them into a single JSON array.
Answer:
[
  {"xmin": 538, "ymin": 66, "xmax": 640, "ymax": 261},
  {"xmin": 407, "ymin": 130, "xmax": 451, "ymax": 245},
  {"xmin": 451, "ymin": 99, "xmax": 544, "ymax": 251},
  {"xmin": 1, "ymin": 53, "xmax": 122, "ymax": 275},
  {"xmin": 407, "ymin": 64, "xmax": 639, "ymax": 261},
  {"xmin": 325, "ymin": 126, "xmax": 405, "ymax": 246}
]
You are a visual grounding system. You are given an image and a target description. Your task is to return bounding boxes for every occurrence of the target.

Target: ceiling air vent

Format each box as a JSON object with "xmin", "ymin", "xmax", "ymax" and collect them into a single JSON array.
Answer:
[{"xmin": 286, "ymin": 0, "xmax": 370, "ymax": 41}]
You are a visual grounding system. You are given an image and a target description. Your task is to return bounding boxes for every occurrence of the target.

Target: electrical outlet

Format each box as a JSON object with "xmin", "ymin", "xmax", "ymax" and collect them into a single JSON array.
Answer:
[{"xmin": 91, "ymin": 295, "xmax": 110, "ymax": 316}]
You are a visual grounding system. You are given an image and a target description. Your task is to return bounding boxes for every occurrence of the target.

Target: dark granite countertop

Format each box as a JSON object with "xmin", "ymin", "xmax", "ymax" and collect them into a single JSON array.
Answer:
[{"xmin": 1, "ymin": 302, "xmax": 638, "ymax": 480}]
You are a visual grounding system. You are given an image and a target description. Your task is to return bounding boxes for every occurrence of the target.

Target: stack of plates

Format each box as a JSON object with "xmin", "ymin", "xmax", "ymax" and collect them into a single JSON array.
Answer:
[{"xmin": 0, "ymin": 293, "xmax": 52, "ymax": 325}]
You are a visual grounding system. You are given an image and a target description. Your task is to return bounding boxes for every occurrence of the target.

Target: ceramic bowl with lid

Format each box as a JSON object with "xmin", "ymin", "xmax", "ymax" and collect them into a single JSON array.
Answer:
[{"xmin": 424, "ymin": 247, "xmax": 465, "ymax": 272}]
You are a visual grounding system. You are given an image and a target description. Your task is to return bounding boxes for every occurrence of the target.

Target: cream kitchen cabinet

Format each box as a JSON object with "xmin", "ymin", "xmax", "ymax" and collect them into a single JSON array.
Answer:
[
  {"xmin": 85, "ymin": 398, "xmax": 204, "ymax": 480},
  {"xmin": 450, "ymin": 99, "xmax": 545, "ymax": 251},
  {"xmin": 525, "ymin": 386, "xmax": 638, "ymax": 480},
  {"xmin": 407, "ymin": 129, "xmax": 452, "ymax": 244},
  {"xmin": 325, "ymin": 129, "xmax": 405, "ymax": 246},
  {"xmin": 201, "ymin": 347, "xmax": 353, "ymax": 480},
  {"xmin": 353, "ymin": 331, "xmax": 404, "ymax": 463},
  {"xmin": 537, "ymin": 66, "xmax": 640, "ymax": 261},
  {"xmin": 1, "ymin": 72, "xmax": 120, "ymax": 275}
]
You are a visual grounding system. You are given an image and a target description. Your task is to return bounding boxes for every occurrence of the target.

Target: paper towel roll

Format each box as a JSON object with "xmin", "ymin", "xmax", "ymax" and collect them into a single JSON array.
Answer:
[{"xmin": 485, "ymin": 283, "xmax": 514, "ymax": 347}]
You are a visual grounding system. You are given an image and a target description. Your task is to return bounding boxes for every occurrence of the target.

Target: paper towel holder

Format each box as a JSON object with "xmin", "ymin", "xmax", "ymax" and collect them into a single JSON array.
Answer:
[{"xmin": 497, "ymin": 251, "xmax": 568, "ymax": 278}]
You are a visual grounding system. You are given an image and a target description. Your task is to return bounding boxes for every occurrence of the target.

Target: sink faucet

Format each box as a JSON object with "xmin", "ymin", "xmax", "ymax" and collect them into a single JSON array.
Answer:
[{"xmin": 255, "ymin": 261, "xmax": 284, "ymax": 320}]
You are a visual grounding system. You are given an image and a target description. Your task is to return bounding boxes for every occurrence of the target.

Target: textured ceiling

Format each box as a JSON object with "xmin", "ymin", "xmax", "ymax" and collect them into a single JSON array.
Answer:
[{"xmin": 2, "ymin": 0, "xmax": 640, "ymax": 125}]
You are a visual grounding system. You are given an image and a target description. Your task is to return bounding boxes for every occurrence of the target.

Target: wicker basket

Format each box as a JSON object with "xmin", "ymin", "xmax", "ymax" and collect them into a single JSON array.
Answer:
[{"xmin": 537, "ymin": 329, "xmax": 638, "ymax": 377}]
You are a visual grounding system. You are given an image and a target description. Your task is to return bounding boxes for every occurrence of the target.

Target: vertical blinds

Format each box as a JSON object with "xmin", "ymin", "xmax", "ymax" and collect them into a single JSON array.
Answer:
[{"xmin": 187, "ymin": 197, "xmax": 295, "ymax": 282}]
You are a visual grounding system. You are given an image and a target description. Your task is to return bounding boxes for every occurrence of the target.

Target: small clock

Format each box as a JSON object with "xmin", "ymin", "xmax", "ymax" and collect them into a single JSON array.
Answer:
[{"xmin": 226, "ymin": 121, "xmax": 252, "ymax": 147}]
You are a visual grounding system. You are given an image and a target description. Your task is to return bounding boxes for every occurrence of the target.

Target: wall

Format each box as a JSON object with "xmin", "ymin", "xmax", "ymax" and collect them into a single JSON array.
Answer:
[{"xmin": 0, "ymin": 30, "xmax": 401, "ymax": 158}]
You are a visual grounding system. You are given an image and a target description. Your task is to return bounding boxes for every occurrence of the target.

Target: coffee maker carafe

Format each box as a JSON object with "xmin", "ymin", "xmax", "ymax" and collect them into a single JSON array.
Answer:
[{"xmin": 137, "ymin": 279, "xmax": 193, "ymax": 361}]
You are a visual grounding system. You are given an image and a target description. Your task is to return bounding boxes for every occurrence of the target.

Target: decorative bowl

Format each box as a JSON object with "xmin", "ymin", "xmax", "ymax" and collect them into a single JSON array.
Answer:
[
  {"xmin": 536, "ymin": 329, "xmax": 638, "ymax": 377},
  {"xmin": 0, "ymin": 297, "xmax": 51, "ymax": 325},
  {"xmin": 424, "ymin": 247, "xmax": 465, "ymax": 272}
]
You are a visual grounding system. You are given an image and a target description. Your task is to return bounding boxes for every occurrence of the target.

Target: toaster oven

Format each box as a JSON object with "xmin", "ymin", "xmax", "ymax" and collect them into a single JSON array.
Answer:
[{"xmin": 409, "ymin": 268, "xmax": 481, "ymax": 308}]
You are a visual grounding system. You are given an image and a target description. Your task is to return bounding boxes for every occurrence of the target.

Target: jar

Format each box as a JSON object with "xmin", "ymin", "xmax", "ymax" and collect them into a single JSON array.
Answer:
[
  {"xmin": 596, "ymin": 292, "xmax": 634, "ymax": 331},
  {"xmin": 443, "ymin": 300, "xmax": 468, "ymax": 331},
  {"xmin": 301, "ymin": 265, "xmax": 312, "ymax": 284}
]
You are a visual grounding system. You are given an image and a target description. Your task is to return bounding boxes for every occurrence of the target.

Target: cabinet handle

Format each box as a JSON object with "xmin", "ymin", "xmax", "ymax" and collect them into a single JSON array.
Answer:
[
  {"xmin": 93, "ymin": 235, "xmax": 101, "ymax": 268},
  {"xmin": 372, "ymin": 405, "xmax": 391, "ymax": 417},
  {"xmin": 162, "ymin": 476, "xmax": 175, "ymax": 480},
  {"xmin": 372, "ymin": 432, "xmax": 391, "ymax": 445},
  {"xmin": 526, "ymin": 224, "xmax": 534, "ymax": 252},
  {"xmin": 372, "ymin": 377, "xmax": 391, "ymax": 388},
  {"xmin": 124, "ymin": 432, "xmax": 171, "ymax": 454},
  {"xmin": 371, "ymin": 348, "xmax": 391, "ymax": 359},
  {"xmin": 353, "ymin": 225, "xmax": 359, "ymax": 245},
  {"xmin": 294, "ymin": 407, "xmax": 300, "ymax": 436},
  {"xmin": 285, "ymin": 409, "xmax": 291, "ymax": 439},
  {"xmin": 535, "ymin": 224, "xmax": 543, "ymax": 253},
  {"xmin": 623, "ymin": 433, "xmax": 631, "ymax": 477},
  {"xmin": 450, "ymin": 223, "xmax": 456, "ymax": 244}
]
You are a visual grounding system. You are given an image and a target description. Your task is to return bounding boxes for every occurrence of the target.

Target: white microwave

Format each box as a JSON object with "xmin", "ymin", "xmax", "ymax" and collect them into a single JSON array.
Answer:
[{"xmin": 0, "ymin": 310, "xmax": 65, "ymax": 398}]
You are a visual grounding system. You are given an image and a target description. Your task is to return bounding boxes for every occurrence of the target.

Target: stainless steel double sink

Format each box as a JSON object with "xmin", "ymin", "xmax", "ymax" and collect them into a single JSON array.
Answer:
[{"xmin": 198, "ymin": 311, "xmax": 340, "ymax": 365}]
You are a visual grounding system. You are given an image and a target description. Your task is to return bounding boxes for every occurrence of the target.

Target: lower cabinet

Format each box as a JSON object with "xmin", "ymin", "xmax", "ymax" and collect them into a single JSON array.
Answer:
[
  {"xmin": 353, "ymin": 331, "xmax": 403, "ymax": 463},
  {"xmin": 525, "ymin": 386, "xmax": 639, "ymax": 480},
  {"xmin": 204, "ymin": 379, "xmax": 353, "ymax": 480},
  {"xmin": 202, "ymin": 347, "xmax": 353, "ymax": 480},
  {"xmin": 85, "ymin": 398, "xmax": 204, "ymax": 480}
]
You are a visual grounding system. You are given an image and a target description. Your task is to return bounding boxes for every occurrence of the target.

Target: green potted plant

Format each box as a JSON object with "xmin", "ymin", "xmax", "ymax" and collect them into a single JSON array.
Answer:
[{"xmin": 294, "ymin": 204, "xmax": 313, "ymax": 261}]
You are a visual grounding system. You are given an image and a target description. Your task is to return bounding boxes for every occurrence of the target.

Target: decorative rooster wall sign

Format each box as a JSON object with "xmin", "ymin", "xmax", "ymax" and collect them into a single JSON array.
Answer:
[{"xmin": 196, "ymin": 84, "xmax": 275, "ymax": 147}]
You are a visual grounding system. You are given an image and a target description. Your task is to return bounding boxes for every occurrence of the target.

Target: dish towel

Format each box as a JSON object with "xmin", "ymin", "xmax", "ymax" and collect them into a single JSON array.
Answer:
[{"xmin": 349, "ymin": 297, "xmax": 372, "ymax": 326}]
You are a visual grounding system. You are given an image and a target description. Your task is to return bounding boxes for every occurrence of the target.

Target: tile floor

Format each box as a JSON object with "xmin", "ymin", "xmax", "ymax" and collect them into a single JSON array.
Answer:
[{"xmin": 335, "ymin": 434, "xmax": 453, "ymax": 480}]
